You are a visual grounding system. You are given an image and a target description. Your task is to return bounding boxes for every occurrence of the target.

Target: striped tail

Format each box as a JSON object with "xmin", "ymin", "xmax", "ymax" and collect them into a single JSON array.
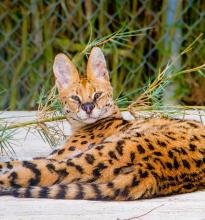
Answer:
[
  {"xmin": 0, "ymin": 171, "xmax": 156, "ymax": 200},
  {"xmin": 12, "ymin": 183, "xmax": 116, "ymax": 200}
]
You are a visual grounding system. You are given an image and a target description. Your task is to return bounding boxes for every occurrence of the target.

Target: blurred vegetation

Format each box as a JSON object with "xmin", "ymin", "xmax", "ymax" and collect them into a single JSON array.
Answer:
[{"xmin": 0, "ymin": 0, "xmax": 205, "ymax": 110}]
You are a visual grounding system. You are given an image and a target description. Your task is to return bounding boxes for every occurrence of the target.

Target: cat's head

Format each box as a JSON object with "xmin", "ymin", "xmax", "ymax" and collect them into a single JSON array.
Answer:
[{"xmin": 53, "ymin": 47, "xmax": 120, "ymax": 127}]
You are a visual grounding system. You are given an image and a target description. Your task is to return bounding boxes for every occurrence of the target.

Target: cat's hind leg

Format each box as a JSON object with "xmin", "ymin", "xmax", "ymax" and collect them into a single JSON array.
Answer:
[{"xmin": 0, "ymin": 158, "xmax": 69, "ymax": 188}]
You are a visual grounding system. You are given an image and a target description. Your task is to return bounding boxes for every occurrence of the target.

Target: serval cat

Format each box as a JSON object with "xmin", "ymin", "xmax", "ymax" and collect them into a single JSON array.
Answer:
[{"xmin": 0, "ymin": 47, "xmax": 204, "ymax": 200}]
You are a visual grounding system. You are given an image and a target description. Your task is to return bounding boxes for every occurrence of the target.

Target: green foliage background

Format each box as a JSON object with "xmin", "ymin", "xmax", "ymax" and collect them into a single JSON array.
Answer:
[{"xmin": 1, "ymin": 0, "xmax": 205, "ymax": 110}]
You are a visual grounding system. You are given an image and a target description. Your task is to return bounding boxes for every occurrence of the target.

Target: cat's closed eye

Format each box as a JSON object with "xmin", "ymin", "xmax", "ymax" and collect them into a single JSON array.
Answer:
[
  {"xmin": 93, "ymin": 92, "xmax": 102, "ymax": 101},
  {"xmin": 71, "ymin": 95, "xmax": 81, "ymax": 103}
]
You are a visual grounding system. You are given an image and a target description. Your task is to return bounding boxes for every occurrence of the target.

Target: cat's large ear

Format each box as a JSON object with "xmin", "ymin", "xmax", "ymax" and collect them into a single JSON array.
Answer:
[
  {"xmin": 53, "ymin": 53, "xmax": 80, "ymax": 90},
  {"xmin": 86, "ymin": 47, "xmax": 110, "ymax": 83}
]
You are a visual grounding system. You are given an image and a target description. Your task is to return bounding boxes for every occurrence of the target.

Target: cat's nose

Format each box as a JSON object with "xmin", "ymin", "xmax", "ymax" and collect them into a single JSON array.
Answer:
[{"xmin": 81, "ymin": 102, "xmax": 95, "ymax": 114}]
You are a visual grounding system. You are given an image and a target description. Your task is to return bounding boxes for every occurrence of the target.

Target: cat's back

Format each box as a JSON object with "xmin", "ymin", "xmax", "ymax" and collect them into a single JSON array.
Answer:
[
  {"xmin": 101, "ymin": 117, "xmax": 205, "ymax": 154},
  {"xmin": 125, "ymin": 117, "xmax": 205, "ymax": 143}
]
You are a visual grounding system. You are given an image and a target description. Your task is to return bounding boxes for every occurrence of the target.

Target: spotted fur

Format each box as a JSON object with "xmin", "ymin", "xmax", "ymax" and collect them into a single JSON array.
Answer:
[{"xmin": 0, "ymin": 47, "xmax": 204, "ymax": 200}]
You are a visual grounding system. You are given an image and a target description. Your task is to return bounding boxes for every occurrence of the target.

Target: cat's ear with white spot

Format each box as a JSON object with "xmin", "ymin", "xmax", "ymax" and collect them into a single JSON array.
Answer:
[
  {"xmin": 86, "ymin": 47, "xmax": 110, "ymax": 82},
  {"xmin": 53, "ymin": 53, "xmax": 80, "ymax": 91}
]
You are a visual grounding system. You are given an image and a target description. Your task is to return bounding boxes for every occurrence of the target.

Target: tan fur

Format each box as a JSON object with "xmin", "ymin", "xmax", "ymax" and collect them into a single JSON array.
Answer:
[{"xmin": 0, "ymin": 47, "xmax": 204, "ymax": 200}]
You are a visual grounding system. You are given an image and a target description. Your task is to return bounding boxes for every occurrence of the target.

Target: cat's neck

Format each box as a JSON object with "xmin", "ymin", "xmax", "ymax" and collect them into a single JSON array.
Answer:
[{"xmin": 69, "ymin": 105, "xmax": 121, "ymax": 133}]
